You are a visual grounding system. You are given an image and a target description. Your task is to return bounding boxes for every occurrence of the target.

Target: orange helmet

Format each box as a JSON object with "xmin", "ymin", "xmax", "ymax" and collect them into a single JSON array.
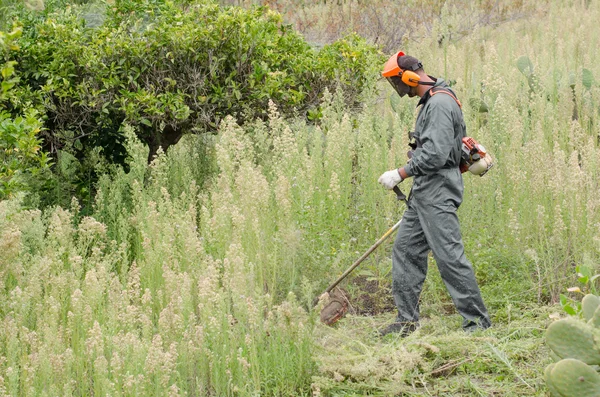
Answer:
[{"xmin": 382, "ymin": 51, "xmax": 424, "ymax": 88}]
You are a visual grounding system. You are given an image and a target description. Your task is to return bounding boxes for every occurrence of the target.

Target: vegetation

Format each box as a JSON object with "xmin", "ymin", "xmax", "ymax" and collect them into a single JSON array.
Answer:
[
  {"xmin": 0, "ymin": 0, "xmax": 382, "ymax": 207},
  {"xmin": 0, "ymin": 25, "xmax": 50, "ymax": 199},
  {"xmin": 0, "ymin": 0, "xmax": 599, "ymax": 395},
  {"xmin": 220, "ymin": 0, "xmax": 542, "ymax": 52}
]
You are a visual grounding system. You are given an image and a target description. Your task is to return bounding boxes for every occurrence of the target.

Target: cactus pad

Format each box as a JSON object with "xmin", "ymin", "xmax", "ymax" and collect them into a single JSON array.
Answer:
[
  {"xmin": 590, "ymin": 305, "xmax": 600, "ymax": 328},
  {"xmin": 546, "ymin": 318, "xmax": 600, "ymax": 365},
  {"xmin": 548, "ymin": 358, "xmax": 600, "ymax": 397},
  {"xmin": 544, "ymin": 363, "xmax": 562, "ymax": 397},
  {"xmin": 582, "ymin": 294, "xmax": 600, "ymax": 322}
]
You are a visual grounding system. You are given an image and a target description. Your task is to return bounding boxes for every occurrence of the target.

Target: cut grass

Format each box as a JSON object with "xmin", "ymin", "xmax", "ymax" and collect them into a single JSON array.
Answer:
[{"xmin": 313, "ymin": 303, "xmax": 555, "ymax": 396}]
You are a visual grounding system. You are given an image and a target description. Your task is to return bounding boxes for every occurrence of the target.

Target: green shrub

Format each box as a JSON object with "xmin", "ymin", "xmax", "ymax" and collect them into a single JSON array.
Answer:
[
  {"xmin": 0, "ymin": 25, "xmax": 50, "ymax": 199},
  {"xmin": 12, "ymin": 0, "xmax": 382, "ymax": 168}
]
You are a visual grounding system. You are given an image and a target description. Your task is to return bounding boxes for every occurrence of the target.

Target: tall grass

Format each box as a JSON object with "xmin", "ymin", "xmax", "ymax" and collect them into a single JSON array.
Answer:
[
  {"xmin": 0, "ymin": 122, "xmax": 316, "ymax": 395},
  {"xmin": 1, "ymin": 0, "xmax": 600, "ymax": 395},
  {"xmin": 424, "ymin": 0, "xmax": 600, "ymax": 304}
]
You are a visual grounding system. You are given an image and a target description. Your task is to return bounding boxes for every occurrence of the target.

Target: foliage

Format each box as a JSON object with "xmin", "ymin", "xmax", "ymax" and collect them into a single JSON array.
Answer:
[
  {"xmin": 0, "ymin": 83, "xmax": 557, "ymax": 395},
  {"xmin": 314, "ymin": 307, "xmax": 550, "ymax": 396},
  {"xmin": 559, "ymin": 262, "xmax": 600, "ymax": 316},
  {"xmin": 0, "ymin": 0, "xmax": 21, "ymax": 31},
  {"xmin": 0, "ymin": 0, "xmax": 382, "ymax": 206},
  {"xmin": 0, "ymin": 124, "xmax": 316, "ymax": 396},
  {"xmin": 0, "ymin": 25, "xmax": 50, "ymax": 199},
  {"xmin": 12, "ymin": 0, "xmax": 382, "ymax": 168}
]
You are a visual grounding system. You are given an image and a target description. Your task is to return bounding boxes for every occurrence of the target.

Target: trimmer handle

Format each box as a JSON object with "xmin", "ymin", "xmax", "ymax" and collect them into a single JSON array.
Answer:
[
  {"xmin": 312, "ymin": 184, "xmax": 408, "ymax": 308},
  {"xmin": 393, "ymin": 185, "xmax": 407, "ymax": 203}
]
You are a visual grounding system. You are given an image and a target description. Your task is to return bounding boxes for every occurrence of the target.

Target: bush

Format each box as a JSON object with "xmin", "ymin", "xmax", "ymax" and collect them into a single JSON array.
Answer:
[
  {"xmin": 0, "ymin": 25, "xmax": 50, "ymax": 199},
  {"xmin": 12, "ymin": 0, "xmax": 383, "ymax": 169}
]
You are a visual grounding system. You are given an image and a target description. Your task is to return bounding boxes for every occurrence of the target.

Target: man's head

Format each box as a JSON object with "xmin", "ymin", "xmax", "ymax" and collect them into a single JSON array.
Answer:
[{"xmin": 382, "ymin": 51, "xmax": 431, "ymax": 98}]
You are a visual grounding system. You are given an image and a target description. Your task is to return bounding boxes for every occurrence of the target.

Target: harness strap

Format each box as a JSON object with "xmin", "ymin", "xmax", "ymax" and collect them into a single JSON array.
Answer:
[
  {"xmin": 430, "ymin": 87, "xmax": 462, "ymax": 108},
  {"xmin": 410, "ymin": 87, "xmax": 463, "ymax": 150}
]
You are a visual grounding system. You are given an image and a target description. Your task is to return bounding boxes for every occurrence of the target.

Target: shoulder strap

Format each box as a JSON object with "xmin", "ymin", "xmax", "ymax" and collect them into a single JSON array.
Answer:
[{"xmin": 430, "ymin": 87, "xmax": 462, "ymax": 109}]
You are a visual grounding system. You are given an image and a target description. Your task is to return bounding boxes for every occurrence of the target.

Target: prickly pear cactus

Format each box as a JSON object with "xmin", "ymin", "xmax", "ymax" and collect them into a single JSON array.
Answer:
[
  {"xmin": 545, "ymin": 359, "xmax": 600, "ymax": 397},
  {"xmin": 590, "ymin": 304, "xmax": 600, "ymax": 328},
  {"xmin": 546, "ymin": 318, "xmax": 600, "ymax": 364},
  {"xmin": 545, "ymin": 294, "xmax": 600, "ymax": 396},
  {"xmin": 582, "ymin": 294, "xmax": 600, "ymax": 322},
  {"xmin": 545, "ymin": 363, "xmax": 561, "ymax": 397}
]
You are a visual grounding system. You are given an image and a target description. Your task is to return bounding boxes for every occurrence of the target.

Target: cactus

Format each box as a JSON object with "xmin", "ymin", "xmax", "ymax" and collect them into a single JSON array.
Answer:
[
  {"xmin": 468, "ymin": 97, "xmax": 489, "ymax": 113},
  {"xmin": 545, "ymin": 359, "xmax": 600, "ymax": 397},
  {"xmin": 550, "ymin": 350, "xmax": 562, "ymax": 363},
  {"xmin": 590, "ymin": 304, "xmax": 600, "ymax": 328},
  {"xmin": 545, "ymin": 294, "xmax": 600, "ymax": 396},
  {"xmin": 544, "ymin": 363, "xmax": 563, "ymax": 397},
  {"xmin": 582, "ymin": 68, "xmax": 595, "ymax": 90},
  {"xmin": 582, "ymin": 294, "xmax": 600, "ymax": 322},
  {"xmin": 546, "ymin": 318, "xmax": 600, "ymax": 364},
  {"xmin": 516, "ymin": 55, "xmax": 542, "ymax": 93}
]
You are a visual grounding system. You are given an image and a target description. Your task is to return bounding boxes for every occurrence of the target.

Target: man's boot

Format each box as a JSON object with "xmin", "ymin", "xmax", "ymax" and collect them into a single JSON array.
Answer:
[{"xmin": 379, "ymin": 321, "xmax": 419, "ymax": 337}]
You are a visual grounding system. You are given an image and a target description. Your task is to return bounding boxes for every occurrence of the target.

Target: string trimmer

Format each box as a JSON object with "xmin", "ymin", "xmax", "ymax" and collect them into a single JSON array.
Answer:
[{"xmin": 315, "ymin": 186, "xmax": 408, "ymax": 326}]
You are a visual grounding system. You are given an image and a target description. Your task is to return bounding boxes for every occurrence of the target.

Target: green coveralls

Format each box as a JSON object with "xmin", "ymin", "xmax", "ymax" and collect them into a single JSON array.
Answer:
[{"xmin": 393, "ymin": 78, "xmax": 491, "ymax": 331}]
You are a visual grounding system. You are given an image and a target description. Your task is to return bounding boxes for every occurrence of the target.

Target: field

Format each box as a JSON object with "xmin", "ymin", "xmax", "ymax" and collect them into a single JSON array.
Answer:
[{"xmin": 1, "ymin": 0, "xmax": 600, "ymax": 396}]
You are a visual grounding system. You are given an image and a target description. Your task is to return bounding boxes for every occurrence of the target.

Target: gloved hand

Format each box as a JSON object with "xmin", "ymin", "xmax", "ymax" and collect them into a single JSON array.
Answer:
[{"xmin": 378, "ymin": 169, "xmax": 403, "ymax": 190}]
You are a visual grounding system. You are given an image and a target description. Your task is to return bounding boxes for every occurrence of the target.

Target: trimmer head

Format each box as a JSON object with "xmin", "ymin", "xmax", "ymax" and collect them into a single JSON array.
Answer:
[{"xmin": 319, "ymin": 287, "xmax": 350, "ymax": 326}]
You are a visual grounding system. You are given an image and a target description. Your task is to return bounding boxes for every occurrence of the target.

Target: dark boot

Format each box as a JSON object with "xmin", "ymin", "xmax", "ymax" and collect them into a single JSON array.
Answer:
[{"xmin": 379, "ymin": 321, "xmax": 419, "ymax": 337}]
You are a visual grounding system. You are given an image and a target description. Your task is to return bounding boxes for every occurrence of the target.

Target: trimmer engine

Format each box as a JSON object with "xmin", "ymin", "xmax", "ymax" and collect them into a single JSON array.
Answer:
[{"xmin": 460, "ymin": 137, "xmax": 493, "ymax": 176}]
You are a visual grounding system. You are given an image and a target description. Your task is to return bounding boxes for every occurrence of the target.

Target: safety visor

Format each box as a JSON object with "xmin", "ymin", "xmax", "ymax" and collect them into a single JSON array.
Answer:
[{"xmin": 386, "ymin": 75, "xmax": 411, "ymax": 97}]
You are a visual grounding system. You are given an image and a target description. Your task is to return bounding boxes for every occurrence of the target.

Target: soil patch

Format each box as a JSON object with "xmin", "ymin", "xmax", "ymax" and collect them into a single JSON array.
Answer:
[{"xmin": 347, "ymin": 276, "xmax": 396, "ymax": 316}]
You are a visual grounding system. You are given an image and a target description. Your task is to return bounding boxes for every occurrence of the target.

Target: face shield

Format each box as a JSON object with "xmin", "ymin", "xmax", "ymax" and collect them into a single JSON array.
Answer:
[
  {"xmin": 386, "ymin": 76, "xmax": 417, "ymax": 98},
  {"xmin": 386, "ymin": 76, "xmax": 411, "ymax": 98}
]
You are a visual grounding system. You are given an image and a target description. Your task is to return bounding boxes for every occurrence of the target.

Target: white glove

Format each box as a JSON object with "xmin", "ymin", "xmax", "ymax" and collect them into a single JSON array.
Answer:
[{"xmin": 378, "ymin": 169, "xmax": 402, "ymax": 190}]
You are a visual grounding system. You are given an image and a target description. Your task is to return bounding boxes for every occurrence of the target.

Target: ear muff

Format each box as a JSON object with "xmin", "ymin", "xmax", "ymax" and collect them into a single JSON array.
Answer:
[{"xmin": 401, "ymin": 70, "xmax": 420, "ymax": 87}]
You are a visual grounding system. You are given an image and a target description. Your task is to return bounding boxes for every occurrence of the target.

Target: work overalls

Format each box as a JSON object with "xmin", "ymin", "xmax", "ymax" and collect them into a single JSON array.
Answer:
[{"xmin": 392, "ymin": 79, "xmax": 491, "ymax": 331}]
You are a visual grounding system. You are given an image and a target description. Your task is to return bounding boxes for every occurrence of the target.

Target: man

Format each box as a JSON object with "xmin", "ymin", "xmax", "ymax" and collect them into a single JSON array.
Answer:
[{"xmin": 377, "ymin": 51, "xmax": 491, "ymax": 336}]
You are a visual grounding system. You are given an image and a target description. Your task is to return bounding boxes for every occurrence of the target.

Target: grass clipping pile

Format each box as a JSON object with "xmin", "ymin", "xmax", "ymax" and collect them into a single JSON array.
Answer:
[{"xmin": 311, "ymin": 306, "xmax": 552, "ymax": 396}]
